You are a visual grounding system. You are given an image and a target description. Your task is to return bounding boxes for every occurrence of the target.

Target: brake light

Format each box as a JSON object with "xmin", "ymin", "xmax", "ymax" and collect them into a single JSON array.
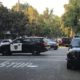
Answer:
[{"xmin": 37, "ymin": 42, "xmax": 48, "ymax": 46}]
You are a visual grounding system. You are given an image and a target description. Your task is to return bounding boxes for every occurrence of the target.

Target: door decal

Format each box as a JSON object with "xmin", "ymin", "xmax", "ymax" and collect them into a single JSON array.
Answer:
[
  {"xmin": 10, "ymin": 43, "xmax": 22, "ymax": 51},
  {"xmin": 14, "ymin": 45, "xmax": 18, "ymax": 50}
]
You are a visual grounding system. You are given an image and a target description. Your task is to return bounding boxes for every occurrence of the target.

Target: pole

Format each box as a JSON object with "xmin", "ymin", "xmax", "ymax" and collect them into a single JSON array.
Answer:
[
  {"xmin": 0, "ymin": 2, "xmax": 2, "ymax": 6},
  {"xmin": 18, "ymin": 0, "xmax": 20, "ymax": 11}
]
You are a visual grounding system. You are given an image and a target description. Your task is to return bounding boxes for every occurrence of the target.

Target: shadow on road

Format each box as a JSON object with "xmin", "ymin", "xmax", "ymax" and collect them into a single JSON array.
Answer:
[
  {"xmin": 0, "ymin": 53, "xmax": 48, "ymax": 57},
  {"xmin": 13, "ymin": 53, "xmax": 47, "ymax": 56}
]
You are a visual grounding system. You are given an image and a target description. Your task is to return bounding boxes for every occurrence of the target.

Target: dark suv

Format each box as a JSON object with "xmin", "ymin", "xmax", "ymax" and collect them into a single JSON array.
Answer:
[
  {"xmin": 67, "ymin": 38, "xmax": 80, "ymax": 69},
  {"xmin": 0, "ymin": 37, "xmax": 50, "ymax": 56},
  {"xmin": 59, "ymin": 37, "xmax": 71, "ymax": 47}
]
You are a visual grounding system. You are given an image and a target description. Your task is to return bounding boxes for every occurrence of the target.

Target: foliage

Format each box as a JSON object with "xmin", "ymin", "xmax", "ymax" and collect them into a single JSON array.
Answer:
[
  {"xmin": 0, "ymin": 3, "xmax": 64, "ymax": 38},
  {"xmin": 61, "ymin": 0, "xmax": 80, "ymax": 36},
  {"xmin": 0, "ymin": 5, "xmax": 28, "ymax": 38}
]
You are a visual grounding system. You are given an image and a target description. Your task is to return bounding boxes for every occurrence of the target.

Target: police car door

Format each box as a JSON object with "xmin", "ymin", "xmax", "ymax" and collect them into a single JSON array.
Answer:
[
  {"xmin": 10, "ymin": 39, "xmax": 22, "ymax": 52},
  {"xmin": 22, "ymin": 38, "xmax": 32, "ymax": 52}
]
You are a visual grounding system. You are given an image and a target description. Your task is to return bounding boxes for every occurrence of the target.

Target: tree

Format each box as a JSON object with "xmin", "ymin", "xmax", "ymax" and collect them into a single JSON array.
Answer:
[
  {"xmin": 12, "ymin": 3, "xmax": 62, "ymax": 37},
  {"xmin": 0, "ymin": 4, "xmax": 29, "ymax": 38},
  {"xmin": 0, "ymin": 5, "xmax": 11, "ymax": 38},
  {"xmin": 61, "ymin": 0, "xmax": 80, "ymax": 36},
  {"xmin": 37, "ymin": 8, "xmax": 62, "ymax": 37},
  {"xmin": 12, "ymin": 3, "xmax": 39, "ymax": 36},
  {"xmin": 10, "ymin": 11, "xmax": 29, "ymax": 37}
]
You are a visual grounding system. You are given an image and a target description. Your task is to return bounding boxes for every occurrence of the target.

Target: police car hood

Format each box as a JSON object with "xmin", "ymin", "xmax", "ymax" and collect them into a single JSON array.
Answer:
[
  {"xmin": 0, "ymin": 42, "xmax": 10, "ymax": 46},
  {"xmin": 68, "ymin": 48, "xmax": 80, "ymax": 53}
]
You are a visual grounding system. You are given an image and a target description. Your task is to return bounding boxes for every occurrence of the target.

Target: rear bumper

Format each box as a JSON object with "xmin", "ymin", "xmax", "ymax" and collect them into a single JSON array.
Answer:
[
  {"xmin": 50, "ymin": 45, "xmax": 58, "ymax": 48},
  {"xmin": 59, "ymin": 43, "xmax": 69, "ymax": 47},
  {"xmin": 39, "ymin": 49, "xmax": 48, "ymax": 53}
]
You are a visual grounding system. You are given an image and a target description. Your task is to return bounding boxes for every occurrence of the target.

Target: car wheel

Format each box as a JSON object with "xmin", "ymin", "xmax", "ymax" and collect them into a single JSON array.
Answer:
[
  {"xmin": 67, "ymin": 60, "xmax": 75, "ymax": 70},
  {"xmin": 36, "ymin": 52, "xmax": 40, "ymax": 55},
  {"xmin": 54, "ymin": 47, "xmax": 58, "ymax": 50},
  {"xmin": 2, "ymin": 50, "xmax": 7, "ymax": 56},
  {"xmin": 67, "ymin": 61, "xmax": 72, "ymax": 69},
  {"xmin": 2, "ymin": 51, "xmax": 12, "ymax": 56},
  {"xmin": 32, "ymin": 51, "xmax": 40, "ymax": 56},
  {"xmin": 8, "ymin": 52, "xmax": 12, "ymax": 56}
]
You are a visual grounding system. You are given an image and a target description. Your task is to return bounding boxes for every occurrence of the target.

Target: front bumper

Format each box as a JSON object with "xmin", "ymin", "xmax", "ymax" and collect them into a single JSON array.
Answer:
[{"xmin": 67, "ymin": 58, "xmax": 80, "ymax": 68}]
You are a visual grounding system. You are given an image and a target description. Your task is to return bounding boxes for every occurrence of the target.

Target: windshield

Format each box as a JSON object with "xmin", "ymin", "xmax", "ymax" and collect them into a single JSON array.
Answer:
[
  {"xmin": 71, "ymin": 38, "xmax": 80, "ymax": 47},
  {"xmin": 44, "ymin": 38, "xmax": 55, "ymax": 43}
]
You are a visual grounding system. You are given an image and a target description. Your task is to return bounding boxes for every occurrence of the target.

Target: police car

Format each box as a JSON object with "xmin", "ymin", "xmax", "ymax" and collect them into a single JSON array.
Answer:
[{"xmin": 0, "ymin": 37, "xmax": 50, "ymax": 56}]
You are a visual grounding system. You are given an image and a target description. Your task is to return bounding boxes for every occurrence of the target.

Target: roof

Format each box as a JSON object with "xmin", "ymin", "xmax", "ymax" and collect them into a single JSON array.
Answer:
[{"xmin": 72, "ymin": 37, "xmax": 80, "ymax": 40}]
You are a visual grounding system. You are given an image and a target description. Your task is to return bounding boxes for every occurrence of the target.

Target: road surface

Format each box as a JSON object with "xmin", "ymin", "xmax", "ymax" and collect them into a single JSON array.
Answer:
[{"xmin": 0, "ymin": 47, "xmax": 80, "ymax": 80}]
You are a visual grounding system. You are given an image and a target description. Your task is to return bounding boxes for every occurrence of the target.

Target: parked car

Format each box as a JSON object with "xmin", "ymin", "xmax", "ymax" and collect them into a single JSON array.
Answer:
[
  {"xmin": 58, "ymin": 37, "xmax": 71, "ymax": 47},
  {"xmin": 0, "ymin": 37, "xmax": 50, "ymax": 56},
  {"xmin": 67, "ymin": 37, "xmax": 80, "ymax": 69},
  {"xmin": 44, "ymin": 38, "xmax": 58, "ymax": 50}
]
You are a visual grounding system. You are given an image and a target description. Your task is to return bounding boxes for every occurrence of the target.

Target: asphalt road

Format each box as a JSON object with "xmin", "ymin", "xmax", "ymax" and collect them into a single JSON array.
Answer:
[{"xmin": 0, "ymin": 47, "xmax": 80, "ymax": 80}]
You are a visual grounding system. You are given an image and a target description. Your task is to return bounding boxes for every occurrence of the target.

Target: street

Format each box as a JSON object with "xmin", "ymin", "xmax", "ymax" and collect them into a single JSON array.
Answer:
[{"xmin": 0, "ymin": 47, "xmax": 80, "ymax": 80}]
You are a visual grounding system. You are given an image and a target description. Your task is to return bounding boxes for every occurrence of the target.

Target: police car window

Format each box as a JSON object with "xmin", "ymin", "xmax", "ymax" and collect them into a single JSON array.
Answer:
[
  {"xmin": 13, "ymin": 39, "xmax": 22, "ymax": 43},
  {"xmin": 31, "ymin": 38, "xmax": 42, "ymax": 43},
  {"xmin": 23, "ymin": 38, "xmax": 31, "ymax": 43},
  {"xmin": 43, "ymin": 38, "xmax": 49, "ymax": 43},
  {"xmin": 71, "ymin": 38, "xmax": 80, "ymax": 47},
  {"xmin": 2, "ymin": 41, "xmax": 9, "ymax": 42}
]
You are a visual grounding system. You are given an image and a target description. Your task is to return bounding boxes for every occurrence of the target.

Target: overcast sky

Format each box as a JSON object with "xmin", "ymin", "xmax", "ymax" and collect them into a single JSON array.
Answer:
[{"xmin": 0, "ymin": 0, "xmax": 69, "ymax": 16}]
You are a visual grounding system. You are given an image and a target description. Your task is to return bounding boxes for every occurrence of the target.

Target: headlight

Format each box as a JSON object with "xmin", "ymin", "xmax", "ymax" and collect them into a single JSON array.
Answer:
[{"xmin": 0, "ymin": 44, "xmax": 1, "ymax": 47}]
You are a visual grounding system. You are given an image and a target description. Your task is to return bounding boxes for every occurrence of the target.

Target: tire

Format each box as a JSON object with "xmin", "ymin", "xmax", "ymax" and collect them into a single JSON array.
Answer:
[
  {"xmin": 67, "ymin": 60, "xmax": 75, "ymax": 70},
  {"xmin": 8, "ymin": 52, "xmax": 12, "ymax": 56},
  {"xmin": 2, "ymin": 50, "xmax": 7, "ymax": 56},
  {"xmin": 67, "ymin": 61, "xmax": 72, "ymax": 69},
  {"xmin": 32, "ymin": 51, "xmax": 40, "ymax": 56},
  {"xmin": 36, "ymin": 52, "xmax": 40, "ymax": 55},
  {"xmin": 2, "ymin": 51, "xmax": 12, "ymax": 56},
  {"xmin": 54, "ymin": 47, "xmax": 58, "ymax": 50}
]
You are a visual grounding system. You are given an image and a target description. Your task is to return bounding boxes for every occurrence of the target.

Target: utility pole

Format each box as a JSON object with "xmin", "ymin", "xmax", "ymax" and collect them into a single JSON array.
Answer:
[
  {"xmin": 0, "ymin": 2, "xmax": 2, "ymax": 6},
  {"xmin": 17, "ymin": 0, "xmax": 20, "ymax": 11}
]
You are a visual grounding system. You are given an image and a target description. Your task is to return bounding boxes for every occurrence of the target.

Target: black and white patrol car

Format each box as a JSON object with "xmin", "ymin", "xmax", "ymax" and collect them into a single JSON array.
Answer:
[
  {"xmin": 67, "ymin": 37, "xmax": 80, "ymax": 69},
  {"xmin": 0, "ymin": 37, "xmax": 50, "ymax": 56}
]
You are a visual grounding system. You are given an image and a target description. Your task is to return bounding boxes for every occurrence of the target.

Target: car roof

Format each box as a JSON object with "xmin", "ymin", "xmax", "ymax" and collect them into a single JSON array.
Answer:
[
  {"xmin": 17, "ymin": 36, "xmax": 44, "ymax": 39},
  {"xmin": 72, "ymin": 37, "xmax": 80, "ymax": 40},
  {"xmin": 25, "ymin": 37, "xmax": 44, "ymax": 38},
  {"xmin": 13, "ymin": 37, "xmax": 45, "ymax": 41}
]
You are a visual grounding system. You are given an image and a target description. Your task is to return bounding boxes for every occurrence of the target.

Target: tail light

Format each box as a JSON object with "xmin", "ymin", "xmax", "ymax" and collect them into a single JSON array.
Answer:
[{"xmin": 37, "ymin": 42, "xmax": 47, "ymax": 46}]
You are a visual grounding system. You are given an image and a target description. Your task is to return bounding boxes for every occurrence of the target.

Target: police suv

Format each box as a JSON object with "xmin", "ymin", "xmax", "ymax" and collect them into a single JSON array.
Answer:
[{"xmin": 0, "ymin": 37, "xmax": 50, "ymax": 56}]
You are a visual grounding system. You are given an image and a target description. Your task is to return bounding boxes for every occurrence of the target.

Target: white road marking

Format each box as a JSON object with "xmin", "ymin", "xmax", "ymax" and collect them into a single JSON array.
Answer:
[
  {"xmin": 6, "ymin": 62, "xmax": 16, "ymax": 67},
  {"xmin": 0, "ymin": 61, "xmax": 9, "ymax": 67},
  {"xmin": 12, "ymin": 62, "xmax": 32, "ymax": 68},
  {"xmin": 0, "ymin": 61, "xmax": 38, "ymax": 68},
  {"xmin": 27, "ymin": 63, "xmax": 38, "ymax": 68},
  {"xmin": 0, "ymin": 56, "xmax": 66, "ymax": 68}
]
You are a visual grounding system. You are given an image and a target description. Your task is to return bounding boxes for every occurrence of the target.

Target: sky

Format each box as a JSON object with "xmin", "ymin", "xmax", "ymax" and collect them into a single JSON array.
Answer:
[{"xmin": 0, "ymin": 0, "xmax": 69, "ymax": 16}]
